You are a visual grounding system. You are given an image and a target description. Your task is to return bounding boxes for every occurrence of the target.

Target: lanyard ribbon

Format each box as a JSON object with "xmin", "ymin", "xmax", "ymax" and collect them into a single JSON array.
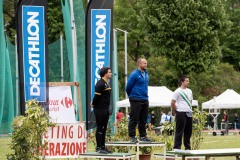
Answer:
[{"xmin": 179, "ymin": 90, "xmax": 192, "ymax": 109}]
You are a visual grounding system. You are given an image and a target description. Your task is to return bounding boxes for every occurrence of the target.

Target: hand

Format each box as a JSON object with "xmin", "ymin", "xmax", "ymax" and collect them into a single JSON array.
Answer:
[{"xmin": 90, "ymin": 102, "xmax": 94, "ymax": 108}]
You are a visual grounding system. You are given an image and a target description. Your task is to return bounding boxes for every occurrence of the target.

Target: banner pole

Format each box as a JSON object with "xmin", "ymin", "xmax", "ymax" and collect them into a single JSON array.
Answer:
[
  {"xmin": 116, "ymin": 28, "xmax": 128, "ymax": 113},
  {"xmin": 15, "ymin": 35, "xmax": 19, "ymax": 116},
  {"xmin": 76, "ymin": 82, "xmax": 83, "ymax": 122},
  {"xmin": 69, "ymin": 0, "xmax": 78, "ymax": 115},
  {"xmin": 60, "ymin": 32, "xmax": 64, "ymax": 82}
]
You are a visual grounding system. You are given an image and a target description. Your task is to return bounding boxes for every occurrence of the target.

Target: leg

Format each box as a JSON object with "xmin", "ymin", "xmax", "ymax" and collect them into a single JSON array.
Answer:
[
  {"xmin": 184, "ymin": 115, "xmax": 192, "ymax": 150},
  {"xmin": 138, "ymin": 100, "xmax": 149, "ymax": 137},
  {"xmin": 225, "ymin": 122, "xmax": 228, "ymax": 135},
  {"xmin": 101, "ymin": 110, "xmax": 110, "ymax": 148},
  {"xmin": 182, "ymin": 155, "xmax": 185, "ymax": 160},
  {"xmin": 205, "ymin": 156, "xmax": 210, "ymax": 160},
  {"xmin": 174, "ymin": 112, "xmax": 186, "ymax": 149},
  {"xmin": 128, "ymin": 100, "xmax": 142, "ymax": 137},
  {"xmin": 94, "ymin": 108, "xmax": 108, "ymax": 149}
]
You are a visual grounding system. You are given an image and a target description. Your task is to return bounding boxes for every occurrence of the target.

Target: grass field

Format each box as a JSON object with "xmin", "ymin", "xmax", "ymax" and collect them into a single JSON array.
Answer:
[{"xmin": 0, "ymin": 133, "xmax": 240, "ymax": 160}]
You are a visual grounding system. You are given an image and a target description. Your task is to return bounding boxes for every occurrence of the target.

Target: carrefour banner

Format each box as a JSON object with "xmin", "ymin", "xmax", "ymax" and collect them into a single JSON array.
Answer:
[
  {"xmin": 86, "ymin": 0, "xmax": 114, "ymax": 130},
  {"xmin": 44, "ymin": 86, "xmax": 76, "ymax": 123},
  {"xmin": 16, "ymin": 0, "xmax": 48, "ymax": 114},
  {"xmin": 43, "ymin": 123, "xmax": 87, "ymax": 158}
]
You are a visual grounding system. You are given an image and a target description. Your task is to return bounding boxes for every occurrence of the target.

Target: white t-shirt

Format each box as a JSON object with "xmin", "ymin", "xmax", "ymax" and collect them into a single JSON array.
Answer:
[
  {"xmin": 172, "ymin": 87, "xmax": 193, "ymax": 112},
  {"xmin": 160, "ymin": 113, "xmax": 166, "ymax": 124}
]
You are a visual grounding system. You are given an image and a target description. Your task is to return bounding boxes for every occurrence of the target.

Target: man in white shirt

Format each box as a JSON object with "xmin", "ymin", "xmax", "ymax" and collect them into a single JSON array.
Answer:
[
  {"xmin": 171, "ymin": 75, "xmax": 193, "ymax": 150},
  {"xmin": 160, "ymin": 111, "xmax": 166, "ymax": 125}
]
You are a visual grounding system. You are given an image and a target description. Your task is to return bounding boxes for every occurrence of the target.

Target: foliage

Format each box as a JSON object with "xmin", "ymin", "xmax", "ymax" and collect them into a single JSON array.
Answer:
[
  {"xmin": 108, "ymin": 117, "xmax": 129, "ymax": 153},
  {"xmin": 3, "ymin": 0, "xmax": 64, "ymax": 43},
  {"xmin": 142, "ymin": 0, "xmax": 231, "ymax": 75},
  {"xmin": 160, "ymin": 121, "xmax": 175, "ymax": 151},
  {"xmin": 3, "ymin": 0, "xmax": 16, "ymax": 43},
  {"xmin": 221, "ymin": 0, "xmax": 240, "ymax": 71},
  {"xmin": 114, "ymin": 0, "xmax": 151, "ymax": 62},
  {"xmin": 7, "ymin": 100, "xmax": 55, "ymax": 160},
  {"xmin": 191, "ymin": 108, "xmax": 208, "ymax": 150},
  {"xmin": 138, "ymin": 127, "xmax": 159, "ymax": 155},
  {"xmin": 190, "ymin": 63, "xmax": 240, "ymax": 102},
  {"xmin": 106, "ymin": 117, "xmax": 159, "ymax": 154},
  {"xmin": 47, "ymin": 0, "xmax": 64, "ymax": 43},
  {"xmin": 147, "ymin": 56, "xmax": 178, "ymax": 89}
]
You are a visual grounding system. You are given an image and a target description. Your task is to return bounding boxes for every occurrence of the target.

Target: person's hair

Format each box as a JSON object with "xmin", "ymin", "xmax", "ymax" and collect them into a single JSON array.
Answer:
[
  {"xmin": 224, "ymin": 110, "xmax": 228, "ymax": 114},
  {"xmin": 179, "ymin": 75, "xmax": 189, "ymax": 86},
  {"xmin": 119, "ymin": 109, "xmax": 122, "ymax": 112},
  {"xmin": 137, "ymin": 58, "xmax": 145, "ymax": 67},
  {"xmin": 100, "ymin": 67, "xmax": 110, "ymax": 77}
]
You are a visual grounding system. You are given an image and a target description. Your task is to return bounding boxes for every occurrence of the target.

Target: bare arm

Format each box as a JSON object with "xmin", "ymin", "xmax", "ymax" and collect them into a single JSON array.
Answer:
[{"xmin": 171, "ymin": 99, "xmax": 176, "ymax": 113}]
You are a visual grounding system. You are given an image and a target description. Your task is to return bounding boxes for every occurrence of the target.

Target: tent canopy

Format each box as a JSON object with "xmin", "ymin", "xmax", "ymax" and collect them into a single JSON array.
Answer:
[
  {"xmin": 202, "ymin": 89, "xmax": 240, "ymax": 109},
  {"xmin": 117, "ymin": 86, "xmax": 198, "ymax": 107}
]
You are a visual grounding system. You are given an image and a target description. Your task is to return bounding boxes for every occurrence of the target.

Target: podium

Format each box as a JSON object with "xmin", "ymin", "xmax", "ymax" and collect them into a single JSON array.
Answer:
[
  {"xmin": 105, "ymin": 141, "xmax": 166, "ymax": 160},
  {"xmin": 78, "ymin": 152, "xmax": 136, "ymax": 160}
]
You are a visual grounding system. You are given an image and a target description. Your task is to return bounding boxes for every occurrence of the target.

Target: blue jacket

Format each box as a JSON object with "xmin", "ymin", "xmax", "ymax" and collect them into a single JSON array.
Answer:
[{"xmin": 126, "ymin": 69, "xmax": 149, "ymax": 100}]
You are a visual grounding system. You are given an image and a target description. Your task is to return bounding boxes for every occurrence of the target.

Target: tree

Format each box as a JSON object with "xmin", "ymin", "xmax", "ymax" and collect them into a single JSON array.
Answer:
[
  {"xmin": 3, "ymin": 0, "xmax": 64, "ymax": 43},
  {"xmin": 47, "ymin": 0, "xmax": 64, "ymax": 43},
  {"xmin": 189, "ymin": 63, "xmax": 240, "ymax": 104},
  {"xmin": 142, "ymin": 0, "xmax": 231, "ymax": 75},
  {"xmin": 114, "ymin": 0, "xmax": 153, "ymax": 98},
  {"xmin": 3, "ymin": 0, "xmax": 17, "ymax": 43},
  {"xmin": 114, "ymin": 0, "xmax": 151, "ymax": 62},
  {"xmin": 221, "ymin": 0, "xmax": 240, "ymax": 71}
]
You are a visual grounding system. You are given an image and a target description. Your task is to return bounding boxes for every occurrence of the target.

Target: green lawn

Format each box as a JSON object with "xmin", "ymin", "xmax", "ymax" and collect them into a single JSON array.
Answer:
[
  {"xmin": 1, "ymin": 133, "xmax": 240, "ymax": 160},
  {"xmin": 200, "ymin": 133, "xmax": 240, "ymax": 149},
  {"xmin": 0, "ymin": 136, "xmax": 12, "ymax": 160}
]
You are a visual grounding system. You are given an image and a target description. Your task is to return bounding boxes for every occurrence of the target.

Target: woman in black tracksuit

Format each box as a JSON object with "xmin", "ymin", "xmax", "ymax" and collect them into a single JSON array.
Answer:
[{"xmin": 91, "ymin": 67, "xmax": 112, "ymax": 154}]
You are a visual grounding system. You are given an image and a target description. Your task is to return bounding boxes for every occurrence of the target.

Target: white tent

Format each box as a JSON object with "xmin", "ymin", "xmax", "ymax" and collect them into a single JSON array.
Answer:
[
  {"xmin": 117, "ymin": 86, "xmax": 198, "ymax": 107},
  {"xmin": 202, "ymin": 89, "xmax": 240, "ymax": 109}
]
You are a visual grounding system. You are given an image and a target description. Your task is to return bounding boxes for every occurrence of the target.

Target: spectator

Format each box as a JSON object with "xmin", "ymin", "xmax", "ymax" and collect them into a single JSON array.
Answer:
[
  {"xmin": 208, "ymin": 114, "xmax": 214, "ymax": 129},
  {"xmin": 166, "ymin": 111, "xmax": 173, "ymax": 123},
  {"xmin": 160, "ymin": 111, "xmax": 166, "ymax": 125},
  {"xmin": 116, "ymin": 109, "xmax": 124, "ymax": 123},
  {"xmin": 146, "ymin": 114, "xmax": 151, "ymax": 129},
  {"xmin": 150, "ymin": 111, "xmax": 156, "ymax": 127},
  {"xmin": 234, "ymin": 113, "xmax": 239, "ymax": 129},
  {"xmin": 222, "ymin": 110, "xmax": 229, "ymax": 135}
]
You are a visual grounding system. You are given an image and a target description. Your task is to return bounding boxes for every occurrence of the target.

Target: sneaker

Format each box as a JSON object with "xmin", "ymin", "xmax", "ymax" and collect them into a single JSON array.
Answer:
[
  {"xmin": 139, "ymin": 136, "xmax": 152, "ymax": 142},
  {"xmin": 96, "ymin": 147, "xmax": 100, "ymax": 152},
  {"xmin": 130, "ymin": 136, "xmax": 138, "ymax": 143},
  {"xmin": 101, "ymin": 147, "xmax": 113, "ymax": 153},
  {"xmin": 98, "ymin": 149, "xmax": 109, "ymax": 154}
]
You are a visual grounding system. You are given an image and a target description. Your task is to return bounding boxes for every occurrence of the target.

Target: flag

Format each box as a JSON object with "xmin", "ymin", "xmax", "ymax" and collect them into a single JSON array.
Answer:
[
  {"xmin": 86, "ymin": 0, "xmax": 114, "ymax": 129},
  {"xmin": 16, "ymin": 0, "xmax": 48, "ymax": 114}
]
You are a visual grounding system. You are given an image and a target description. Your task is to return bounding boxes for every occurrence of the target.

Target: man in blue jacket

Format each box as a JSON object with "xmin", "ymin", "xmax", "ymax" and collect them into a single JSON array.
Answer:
[{"xmin": 126, "ymin": 58, "xmax": 151, "ymax": 143}]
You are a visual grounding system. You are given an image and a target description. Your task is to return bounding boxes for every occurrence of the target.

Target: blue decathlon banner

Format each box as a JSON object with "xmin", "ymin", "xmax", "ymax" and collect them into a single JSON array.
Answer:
[
  {"xmin": 91, "ymin": 9, "xmax": 111, "ymax": 99},
  {"xmin": 22, "ymin": 6, "xmax": 46, "ymax": 102}
]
